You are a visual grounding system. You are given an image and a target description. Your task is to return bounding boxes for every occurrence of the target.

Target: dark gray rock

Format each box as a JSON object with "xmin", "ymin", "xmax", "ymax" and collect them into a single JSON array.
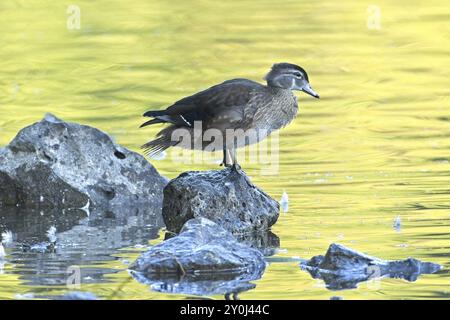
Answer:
[
  {"xmin": 162, "ymin": 167, "xmax": 279, "ymax": 235},
  {"xmin": 301, "ymin": 243, "xmax": 442, "ymax": 290},
  {"xmin": 16, "ymin": 291, "xmax": 99, "ymax": 300},
  {"xmin": 130, "ymin": 217, "xmax": 266, "ymax": 297},
  {"xmin": 130, "ymin": 217, "xmax": 266, "ymax": 277},
  {"xmin": 0, "ymin": 113, "xmax": 167, "ymax": 210}
]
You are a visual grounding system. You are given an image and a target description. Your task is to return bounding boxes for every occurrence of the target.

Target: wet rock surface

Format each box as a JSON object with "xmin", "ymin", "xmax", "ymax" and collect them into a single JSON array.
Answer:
[
  {"xmin": 130, "ymin": 217, "xmax": 266, "ymax": 275},
  {"xmin": 130, "ymin": 217, "xmax": 266, "ymax": 296},
  {"xmin": 162, "ymin": 167, "xmax": 280, "ymax": 235},
  {"xmin": 0, "ymin": 114, "xmax": 167, "ymax": 210},
  {"xmin": 301, "ymin": 243, "xmax": 442, "ymax": 290}
]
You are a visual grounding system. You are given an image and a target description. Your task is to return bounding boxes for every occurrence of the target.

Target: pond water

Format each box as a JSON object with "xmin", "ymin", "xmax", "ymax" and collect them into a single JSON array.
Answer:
[{"xmin": 0, "ymin": 0, "xmax": 449, "ymax": 299}]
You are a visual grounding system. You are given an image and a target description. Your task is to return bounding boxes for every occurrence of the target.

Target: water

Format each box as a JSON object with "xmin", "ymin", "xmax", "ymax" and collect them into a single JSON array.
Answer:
[{"xmin": 0, "ymin": 0, "xmax": 449, "ymax": 299}]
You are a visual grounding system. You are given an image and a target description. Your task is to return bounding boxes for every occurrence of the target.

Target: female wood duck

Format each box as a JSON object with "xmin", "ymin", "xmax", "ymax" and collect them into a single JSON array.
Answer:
[{"xmin": 140, "ymin": 63, "xmax": 319, "ymax": 168}]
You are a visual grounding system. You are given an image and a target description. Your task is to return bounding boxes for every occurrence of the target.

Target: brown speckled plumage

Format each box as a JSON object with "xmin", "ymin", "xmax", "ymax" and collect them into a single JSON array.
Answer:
[{"xmin": 140, "ymin": 62, "xmax": 319, "ymax": 167}]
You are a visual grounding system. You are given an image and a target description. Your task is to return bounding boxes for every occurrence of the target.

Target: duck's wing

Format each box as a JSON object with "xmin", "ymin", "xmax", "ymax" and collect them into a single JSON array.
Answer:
[{"xmin": 142, "ymin": 79, "xmax": 263, "ymax": 128}]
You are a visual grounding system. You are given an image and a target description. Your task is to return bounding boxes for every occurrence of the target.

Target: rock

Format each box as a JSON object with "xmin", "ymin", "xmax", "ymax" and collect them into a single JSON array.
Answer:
[
  {"xmin": 129, "ymin": 217, "xmax": 266, "ymax": 278},
  {"xmin": 0, "ymin": 113, "xmax": 167, "ymax": 210},
  {"xmin": 130, "ymin": 217, "xmax": 266, "ymax": 297},
  {"xmin": 163, "ymin": 229, "xmax": 280, "ymax": 257},
  {"xmin": 301, "ymin": 243, "xmax": 442, "ymax": 290},
  {"xmin": 162, "ymin": 167, "xmax": 279, "ymax": 235}
]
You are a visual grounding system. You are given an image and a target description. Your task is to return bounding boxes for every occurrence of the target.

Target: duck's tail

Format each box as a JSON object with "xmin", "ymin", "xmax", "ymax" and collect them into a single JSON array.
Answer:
[
  {"xmin": 140, "ymin": 110, "xmax": 169, "ymax": 128},
  {"xmin": 141, "ymin": 125, "xmax": 179, "ymax": 157}
]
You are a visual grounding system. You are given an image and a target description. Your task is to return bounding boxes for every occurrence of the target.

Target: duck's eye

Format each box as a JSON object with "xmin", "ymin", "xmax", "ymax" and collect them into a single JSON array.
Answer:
[{"xmin": 293, "ymin": 72, "xmax": 302, "ymax": 79}]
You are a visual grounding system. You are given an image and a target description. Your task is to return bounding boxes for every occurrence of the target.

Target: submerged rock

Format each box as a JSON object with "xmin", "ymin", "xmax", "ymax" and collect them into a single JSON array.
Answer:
[
  {"xmin": 129, "ymin": 217, "xmax": 266, "ymax": 292},
  {"xmin": 301, "ymin": 243, "xmax": 442, "ymax": 290},
  {"xmin": 0, "ymin": 114, "xmax": 167, "ymax": 210},
  {"xmin": 162, "ymin": 167, "xmax": 279, "ymax": 235}
]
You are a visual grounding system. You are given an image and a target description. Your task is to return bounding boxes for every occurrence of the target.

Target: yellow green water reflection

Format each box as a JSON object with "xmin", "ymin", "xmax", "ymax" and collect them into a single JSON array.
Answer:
[{"xmin": 0, "ymin": 0, "xmax": 449, "ymax": 299}]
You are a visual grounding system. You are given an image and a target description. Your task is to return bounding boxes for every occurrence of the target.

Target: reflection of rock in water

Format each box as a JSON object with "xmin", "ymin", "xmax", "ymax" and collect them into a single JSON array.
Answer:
[
  {"xmin": 300, "ymin": 243, "xmax": 442, "ymax": 290},
  {"xmin": 0, "ymin": 207, "xmax": 86, "ymax": 243},
  {"xmin": 130, "ymin": 218, "xmax": 267, "ymax": 298},
  {"xmin": 0, "ymin": 206, "xmax": 164, "ymax": 287},
  {"xmin": 18, "ymin": 291, "xmax": 99, "ymax": 300},
  {"xmin": 133, "ymin": 272, "xmax": 260, "ymax": 299},
  {"xmin": 235, "ymin": 230, "xmax": 280, "ymax": 257},
  {"xmin": 58, "ymin": 291, "xmax": 98, "ymax": 300},
  {"xmin": 164, "ymin": 229, "xmax": 280, "ymax": 257}
]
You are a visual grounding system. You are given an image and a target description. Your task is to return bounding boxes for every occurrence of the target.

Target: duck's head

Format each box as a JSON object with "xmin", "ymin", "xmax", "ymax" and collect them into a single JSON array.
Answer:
[{"xmin": 264, "ymin": 62, "xmax": 319, "ymax": 98}]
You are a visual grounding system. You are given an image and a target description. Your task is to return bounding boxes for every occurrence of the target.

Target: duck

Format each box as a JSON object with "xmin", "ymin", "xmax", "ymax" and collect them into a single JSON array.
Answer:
[{"xmin": 140, "ymin": 63, "xmax": 319, "ymax": 168}]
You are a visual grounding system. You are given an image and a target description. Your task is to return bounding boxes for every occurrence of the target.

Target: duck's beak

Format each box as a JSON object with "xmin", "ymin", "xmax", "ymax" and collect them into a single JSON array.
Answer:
[{"xmin": 302, "ymin": 83, "xmax": 320, "ymax": 99}]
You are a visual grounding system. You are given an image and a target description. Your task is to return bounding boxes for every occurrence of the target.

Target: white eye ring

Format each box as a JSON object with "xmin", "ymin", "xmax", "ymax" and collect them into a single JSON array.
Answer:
[{"xmin": 293, "ymin": 73, "xmax": 302, "ymax": 79}]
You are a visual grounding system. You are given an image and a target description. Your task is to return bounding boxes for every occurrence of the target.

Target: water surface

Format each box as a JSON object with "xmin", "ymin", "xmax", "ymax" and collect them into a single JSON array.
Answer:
[{"xmin": 0, "ymin": 0, "xmax": 449, "ymax": 299}]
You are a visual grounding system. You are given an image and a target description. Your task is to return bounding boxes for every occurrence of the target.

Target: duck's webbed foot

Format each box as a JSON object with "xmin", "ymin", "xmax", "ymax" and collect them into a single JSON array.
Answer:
[
  {"xmin": 221, "ymin": 147, "xmax": 242, "ymax": 171},
  {"xmin": 220, "ymin": 161, "xmax": 233, "ymax": 168}
]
